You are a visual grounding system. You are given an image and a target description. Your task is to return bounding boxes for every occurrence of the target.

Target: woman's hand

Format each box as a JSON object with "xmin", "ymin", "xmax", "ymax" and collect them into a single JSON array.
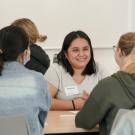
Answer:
[
  {"xmin": 73, "ymin": 91, "xmax": 89, "ymax": 110},
  {"xmin": 82, "ymin": 90, "xmax": 89, "ymax": 100}
]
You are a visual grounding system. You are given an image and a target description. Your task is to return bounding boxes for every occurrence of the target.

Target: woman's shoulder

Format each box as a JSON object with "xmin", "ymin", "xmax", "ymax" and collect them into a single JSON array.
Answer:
[
  {"xmin": 49, "ymin": 63, "xmax": 65, "ymax": 71},
  {"xmin": 95, "ymin": 73, "xmax": 119, "ymax": 92},
  {"xmin": 25, "ymin": 67, "xmax": 44, "ymax": 78},
  {"xmin": 45, "ymin": 63, "xmax": 68, "ymax": 79},
  {"xmin": 30, "ymin": 43, "xmax": 42, "ymax": 49},
  {"xmin": 30, "ymin": 44, "xmax": 45, "ymax": 53},
  {"xmin": 90, "ymin": 75, "xmax": 116, "ymax": 100},
  {"xmin": 25, "ymin": 69, "xmax": 48, "ymax": 89}
]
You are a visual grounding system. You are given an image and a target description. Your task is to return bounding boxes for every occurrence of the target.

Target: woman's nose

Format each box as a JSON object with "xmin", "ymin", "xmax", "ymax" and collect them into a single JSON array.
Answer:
[{"xmin": 79, "ymin": 50, "xmax": 84, "ymax": 56}]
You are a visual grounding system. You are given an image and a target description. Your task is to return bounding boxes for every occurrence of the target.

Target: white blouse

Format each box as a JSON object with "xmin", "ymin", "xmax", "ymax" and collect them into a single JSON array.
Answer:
[{"xmin": 45, "ymin": 63, "xmax": 104, "ymax": 100}]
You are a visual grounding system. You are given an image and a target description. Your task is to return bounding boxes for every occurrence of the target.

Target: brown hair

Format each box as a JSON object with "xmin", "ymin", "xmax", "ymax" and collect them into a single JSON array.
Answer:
[
  {"xmin": 118, "ymin": 32, "xmax": 135, "ymax": 56},
  {"xmin": 119, "ymin": 32, "xmax": 135, "ymax": 73},
  {"xmin": 11, "ymin": 18, "xmax": 47, "ymax": 45}
]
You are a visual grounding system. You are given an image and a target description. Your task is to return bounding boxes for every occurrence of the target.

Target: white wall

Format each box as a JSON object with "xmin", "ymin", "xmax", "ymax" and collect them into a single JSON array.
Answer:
[{"xmin": 0, "ymin": 0, "xmax": 134, "ymax": 49}]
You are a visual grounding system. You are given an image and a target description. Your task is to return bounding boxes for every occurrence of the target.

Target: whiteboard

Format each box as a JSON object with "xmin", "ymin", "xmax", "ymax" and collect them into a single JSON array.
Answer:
[{"xmin": 0, "ymin": 0, "xmax": 133, "ymax": 48}]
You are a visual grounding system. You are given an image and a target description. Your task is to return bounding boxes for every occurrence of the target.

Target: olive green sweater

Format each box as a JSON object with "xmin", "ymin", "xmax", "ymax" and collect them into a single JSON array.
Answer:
[{"xmin": 75, "ymin": 71, "xmax": 135, "ymax": 135}]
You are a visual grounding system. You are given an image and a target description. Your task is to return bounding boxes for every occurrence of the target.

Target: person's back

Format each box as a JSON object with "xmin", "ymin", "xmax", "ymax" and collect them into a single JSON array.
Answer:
[
  {"xmin": 0, "ymin": 26, "xmax": 51, "ymax": 135},
  {"xmin": 0, "ymin": 62, "xmax": 50, "ymax": 135},
  {"xmin": 75, "ymin": 32, "xmax": 135, "ymax": 135},
  {"xmin": 110, "ymin": 109, "xmax": 135, "ymax": 135}
]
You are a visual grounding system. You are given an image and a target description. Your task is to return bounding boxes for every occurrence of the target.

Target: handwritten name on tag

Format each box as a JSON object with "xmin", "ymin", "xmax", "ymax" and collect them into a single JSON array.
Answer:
[{"xmin": 64, "ymin": 86, "xmax": 80, "ymax": 96}]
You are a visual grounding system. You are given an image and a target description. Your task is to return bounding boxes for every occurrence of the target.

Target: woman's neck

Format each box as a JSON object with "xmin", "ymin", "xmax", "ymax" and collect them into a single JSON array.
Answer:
[
  {"xmin": 72, "ymin": 68, "xmax": 85, "ymax": 84},
  {"xmin": 121, "ymin": 63, "xmax": 135, "ymax": 73}
]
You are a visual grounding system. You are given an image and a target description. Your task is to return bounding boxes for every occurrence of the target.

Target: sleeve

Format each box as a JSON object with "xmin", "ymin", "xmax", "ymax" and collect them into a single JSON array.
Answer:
[
  {"xmin": 39, "ymin": 79, "xmax": 52, "ymax": 127},
  {"xmin": 44, "ymin": 64, "xmax": 60, "ymax": 89},
  {"xmin": 110, "ymin": 112, "xmax": 132, "ymax": 135},
  {"xmin": 43, "ymin": 80, "xmax": 52, "ymax": 110},
  {"xmin": 75, "ymin": 82, "xmax": 112, "ymax": 129}
]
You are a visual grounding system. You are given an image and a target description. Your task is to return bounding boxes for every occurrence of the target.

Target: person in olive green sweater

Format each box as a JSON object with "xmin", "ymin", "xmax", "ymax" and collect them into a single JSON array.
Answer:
[{"xmin": 75, "ymin": 32, "xmax": 135, "ymax": 135}]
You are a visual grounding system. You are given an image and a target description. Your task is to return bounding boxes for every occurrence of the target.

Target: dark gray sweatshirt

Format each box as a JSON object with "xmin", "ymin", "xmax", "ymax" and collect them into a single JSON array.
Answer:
[{"xmin": 75, "ymin": 71, "xmax": 135, "ymax": 135}]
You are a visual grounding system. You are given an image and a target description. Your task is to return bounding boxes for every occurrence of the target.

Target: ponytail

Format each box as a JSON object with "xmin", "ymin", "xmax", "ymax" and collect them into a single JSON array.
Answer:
[
  {"xmin": 122, "ymin": 47, "xmax": 135, "ymax": 73},
  {"xmin": 0, "ymin": 25, "xmax": 29, "ymax": 76},
  {"xmin": 37, "ymin": 35, "xmax": 47, "ymax": 42}
]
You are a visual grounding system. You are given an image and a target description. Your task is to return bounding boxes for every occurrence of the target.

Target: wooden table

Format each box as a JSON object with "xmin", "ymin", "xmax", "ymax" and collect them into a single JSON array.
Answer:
[{"xmin": 43, "ymin": 111, "xmax": 99, "ymax": 135}]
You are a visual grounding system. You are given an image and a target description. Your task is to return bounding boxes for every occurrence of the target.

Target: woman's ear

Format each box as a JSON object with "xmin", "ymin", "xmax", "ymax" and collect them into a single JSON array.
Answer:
[
  {"xmin": 117, "ymin": 47, "xmax": 125, "ymax": 58},
  {"xmin": 17, "ymin": 49, "xmax": 28, "ymax": 64},
  {"xmin": 64, "ymin": 52, "xmax": 68, "ymax": 59},
  {"xmin": 115, "ymin": 47, "xmax": 124, "ymax": 67},
  {"xmin": 23, "ymin": 49, "xmax": 28, "ymax": 59}
]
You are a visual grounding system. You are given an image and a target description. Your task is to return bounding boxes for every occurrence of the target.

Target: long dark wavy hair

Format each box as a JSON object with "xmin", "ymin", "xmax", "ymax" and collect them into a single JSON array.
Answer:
[{"xmin": 57, "ymin": 30, "xmax": 96, "ymax": 76}]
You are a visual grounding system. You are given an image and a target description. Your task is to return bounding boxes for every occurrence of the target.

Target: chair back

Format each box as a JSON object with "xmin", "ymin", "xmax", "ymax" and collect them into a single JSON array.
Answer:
[
  {"xmin": 53, "ymin": 53, "xmax": 58, "ymax": 63},
  {"xmin": 0, "ymin": 115, "xmax": 32, "ymax": 135},
  {"xmin": 110, "ymin": 109, "xmax": 135, "ymax": 135}
]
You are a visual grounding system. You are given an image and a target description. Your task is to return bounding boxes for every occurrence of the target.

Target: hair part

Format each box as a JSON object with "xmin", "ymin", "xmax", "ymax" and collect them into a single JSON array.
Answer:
[{"xmin": 57, "ymin": 30, "xmax": 96, "ymax": 76}]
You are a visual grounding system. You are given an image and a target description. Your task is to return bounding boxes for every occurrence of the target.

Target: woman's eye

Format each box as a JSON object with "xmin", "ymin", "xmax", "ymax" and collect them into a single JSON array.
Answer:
[
  {"xmin": 72, "ymin": 49, "xmax": 78, "ymax": 52},
  {"xmin": 83, "ymin": 47, "xmax": 89, "ymax": 51}
]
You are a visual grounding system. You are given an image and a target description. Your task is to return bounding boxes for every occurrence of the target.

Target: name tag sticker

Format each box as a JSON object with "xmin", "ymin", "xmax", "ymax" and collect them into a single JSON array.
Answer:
[{"xmin": 64, "ymin": 86, "xmax": 79, "ymax": 96}]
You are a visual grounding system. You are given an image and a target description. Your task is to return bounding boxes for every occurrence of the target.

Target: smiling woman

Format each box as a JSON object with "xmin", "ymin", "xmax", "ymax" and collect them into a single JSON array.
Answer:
[
  {"xmin": 65, "ymin": 38, "xmax": 91, "ymax": 72},
  {"xmin": 44, "ymin": 30, "xmax": 105, "ymax": 110}
]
